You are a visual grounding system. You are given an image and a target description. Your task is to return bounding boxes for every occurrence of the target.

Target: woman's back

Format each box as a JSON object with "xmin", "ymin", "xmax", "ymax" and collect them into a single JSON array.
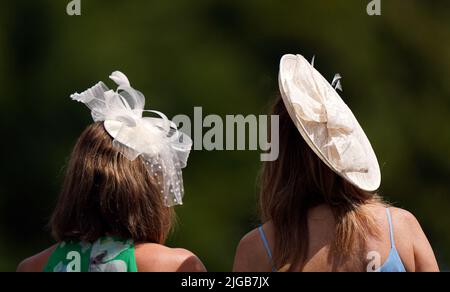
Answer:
[
  {"xmin": 17, "ymin": 72, "xmax": 205, "ymax": 272},
  {"xmin": 236, "ymin": 62, "xmax": 440, "ymax": 272},
  {"xmin": 233, "ymin": 204, "xmax": 438, "ymax": 272},
  {"xmin": 44, "ymin": 237, "xmax": 137, "ymax": 272},
  {"xmin": 17, "ymin": 239, "xmax": 205, "ymax": 272}
]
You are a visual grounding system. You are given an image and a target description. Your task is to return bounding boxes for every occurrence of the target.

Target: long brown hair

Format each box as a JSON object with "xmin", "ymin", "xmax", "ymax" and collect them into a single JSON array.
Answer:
[
  {"xmin": 50, "ymin": 122, "xmax": 175, "ymax": 244},
  {"xmin": 259, "ymin": 97, "xmax": 383, "ymax": 271}
]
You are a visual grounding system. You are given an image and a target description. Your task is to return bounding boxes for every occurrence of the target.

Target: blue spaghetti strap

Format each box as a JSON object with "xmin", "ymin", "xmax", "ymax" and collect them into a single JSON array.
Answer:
[
  {"xmin": 258, "ymin": 226, "xmax": 277, "ymax": 272},
  {"xmin": 258, "ymin": 226, "xmax": 273, "ymax": 259},
  {"xmin": 379, "ymin": 208, "xmax": 406, "ymax": 272},
  {"xmin": 385, "ymin": 208, "xmax": 396, "ymax": 249}
]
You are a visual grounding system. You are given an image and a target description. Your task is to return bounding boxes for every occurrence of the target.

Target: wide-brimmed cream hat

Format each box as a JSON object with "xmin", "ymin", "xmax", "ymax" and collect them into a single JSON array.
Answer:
[{"xmin": 278, "ymin": 54, "xmax": 381, "ymax": 192}]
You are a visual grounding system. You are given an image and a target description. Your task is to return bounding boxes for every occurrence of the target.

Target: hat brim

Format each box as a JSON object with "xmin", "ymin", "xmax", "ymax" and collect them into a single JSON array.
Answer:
[{"xmin": 278, "ymin": 54, "xmax": 381, "ymax": 192}]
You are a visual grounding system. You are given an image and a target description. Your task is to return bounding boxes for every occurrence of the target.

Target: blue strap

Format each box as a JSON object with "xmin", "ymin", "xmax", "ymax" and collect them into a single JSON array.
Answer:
[
  {"xmin": 385, "ymin": 208, "xmax": 396, "ymax": 249},
  {"xmin": 258, "ymin": 226, "xmax": 277, "ymax": 272}
]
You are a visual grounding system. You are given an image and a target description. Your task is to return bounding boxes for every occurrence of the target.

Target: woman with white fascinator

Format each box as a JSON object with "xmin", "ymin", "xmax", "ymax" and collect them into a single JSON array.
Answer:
[
  {"xmin": 17, "ymin": 72, "xmax": 206, "ymax": 272},
  {"xmin": 233, "ymin": 54, "xmax": 439, "ymax": 272}
]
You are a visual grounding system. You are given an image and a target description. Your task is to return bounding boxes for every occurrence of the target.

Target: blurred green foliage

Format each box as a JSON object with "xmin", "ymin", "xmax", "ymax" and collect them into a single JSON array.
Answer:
[{"xmin": 0, "ymin": 0, "xmax": 449, "ymax": 271}]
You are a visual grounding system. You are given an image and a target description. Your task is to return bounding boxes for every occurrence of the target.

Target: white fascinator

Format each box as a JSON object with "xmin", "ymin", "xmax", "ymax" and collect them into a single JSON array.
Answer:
[
  {"xmin": 278, "ymin": 54, "xmax": 381, "ymax": 192},
  {"xmin": 70, "ymin": 71, "xmax": 192, "ymax": 206}
]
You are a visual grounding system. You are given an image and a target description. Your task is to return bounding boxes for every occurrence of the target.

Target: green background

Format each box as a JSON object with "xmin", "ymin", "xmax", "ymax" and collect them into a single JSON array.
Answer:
[{"xmin": 0, "ymin": 0, "xmax": 449, "ymax": 271}]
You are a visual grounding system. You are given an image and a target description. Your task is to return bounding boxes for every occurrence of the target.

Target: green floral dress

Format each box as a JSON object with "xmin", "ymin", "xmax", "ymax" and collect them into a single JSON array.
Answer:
[{"xmin": 44, "ymin": 237, "xmax": 137, "ymax": 272}]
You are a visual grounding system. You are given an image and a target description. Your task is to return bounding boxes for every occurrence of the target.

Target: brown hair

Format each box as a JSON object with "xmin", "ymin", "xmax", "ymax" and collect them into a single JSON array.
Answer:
[
  {"xmin": 259, "ymin": 97, "xmax": 383, "ymax": 271},
  {"xmin": 50, "ymin": 122, "xmax": 175, "ymax": 244}
]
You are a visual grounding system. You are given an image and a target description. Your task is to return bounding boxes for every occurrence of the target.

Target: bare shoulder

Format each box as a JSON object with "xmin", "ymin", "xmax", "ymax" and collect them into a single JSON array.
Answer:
[
  {"xmin": 367, "ymin": 205, "xmax": 422, "ymax": 245},
  {"xmin": 388, "ymin": 207, "xmax": 420, "ymax": 225},
  {"xmin": 134, "ymin": 243, "xmax": 206, "ymax": 272},
  {"xmin": 365, "ymin": 204, "xmax": 419, "ymax": 228},
  {"xmin": 387, "ymin": 207, "xmax": 423, "ymax": 237},
  {"xmin": 387, "ymin": 206, "xmax": 439, "ymax": 271},
  {"xmin": 17, "ymin": 245, "xmax": 58, "ymax": 272},
  {"xmin": 233, "ymin": 223, "xmax": 273, "ymax": 272}
]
